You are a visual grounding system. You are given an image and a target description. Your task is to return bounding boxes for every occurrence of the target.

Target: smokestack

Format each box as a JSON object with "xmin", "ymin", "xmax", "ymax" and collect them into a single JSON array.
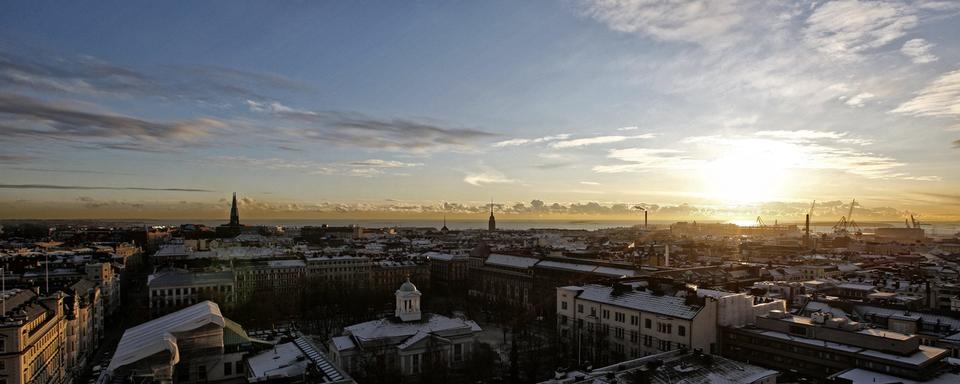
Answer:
[
  {"xmin": 804, "ymin": 214, "xmax": 810, "ymax": 247},
  {"xmin": 645, "ymin": 211, "xmax": 648, "ymax": 229}
]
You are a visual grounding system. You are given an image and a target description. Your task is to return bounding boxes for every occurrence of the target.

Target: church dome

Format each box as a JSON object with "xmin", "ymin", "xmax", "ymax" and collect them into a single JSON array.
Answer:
[{"xmin": 398, "ymin": 278, "xmax": 418, "ymax": 293}]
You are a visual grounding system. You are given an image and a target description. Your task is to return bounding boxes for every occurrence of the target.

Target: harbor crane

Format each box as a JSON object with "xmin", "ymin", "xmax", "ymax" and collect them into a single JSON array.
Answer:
[{"xmin": 833, "ymin": 199, "xmax": 862, "ymax": 237}]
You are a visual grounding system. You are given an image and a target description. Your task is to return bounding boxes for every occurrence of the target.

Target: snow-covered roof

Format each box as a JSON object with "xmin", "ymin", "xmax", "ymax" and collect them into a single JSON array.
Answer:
[
  {"xmin": 423, "ymin": 252, "xmax": 462, "ymax": 261},
  {"xmin": 331, "ymin": 335, "xmax": 356, "ymax": 351},
  {"xmin": 344, "ymin": 314, "xmax": 481, "ymax": 346},
  {"xmin": 107, "ymin": 301, "xmax": 225, "ymax": 372},
  {"xmin": 593, "ymin": 266, "xmax": 637, "ymax": 278},
  {"xmin": 485, "ymin": 254, "xmax": 538, "ymax": 269},
  {"xmin": 573, "ymin": 284, "xmax": 702, "ymax": 319},
  {"xmin": 248, "ymin": 336, "xmax": 348, "ymax": 383},
  {"xmin": 536, "ymin": 260, "xmax": 596, "ymax": 273},
  {"xmin": 832, "ymin": 368, "xmax": 960, "ymax": 384},
  {"xmin": 266, "ymin": 259, "xmax": 305, "ymax": 268}
]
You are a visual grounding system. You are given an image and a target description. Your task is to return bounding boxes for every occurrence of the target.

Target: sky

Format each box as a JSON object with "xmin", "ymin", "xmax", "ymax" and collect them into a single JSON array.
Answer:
[{"xmin": 1, "ymin": 0, "xmax": 959, "ymax": 222}]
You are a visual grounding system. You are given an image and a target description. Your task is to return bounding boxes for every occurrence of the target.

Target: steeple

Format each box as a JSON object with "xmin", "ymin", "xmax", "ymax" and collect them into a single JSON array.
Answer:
[
  {"xmin": 488, "ymin": 200, "xmax": 496, "ymax": 231},
  {"xmin": 229, "ymin": 192, "xmax": 240, "ymax": 226},
  {"xmin": 441, "ymin": 214, "xmax": 449, "ymax": 232}
]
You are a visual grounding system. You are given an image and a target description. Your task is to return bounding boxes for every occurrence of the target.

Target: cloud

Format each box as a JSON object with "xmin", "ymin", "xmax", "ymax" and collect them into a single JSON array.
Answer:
[
  {"xmin": 900, "ymin": 38, "xmax": 938, "ymax": 63},
  {"xmin": 593, "ymin": 131, "xmax": 935, "ymax": 180},
  {"xmin": 953, "ymin": 139, "xmax": 960, "ymax": 148},
  {"xmin": 246, "ymin": 103, "xmax": 495, "ymax": 152},
  {"xmin": 0, "ymin": 47, "xmax": 310, "ymax": 103},
  {"xmin": 844, "ymin": 92, "xmax": 875, "ymax": 107},
  {"xmin": 551, "ymin": 134, "xmax": 655, "ymax": 149},
  {"xmin": 5, "ymin": 167, "xmax": 134, "ymax": 175},
  {"xmin": 803, "ymin": 0, "xmax": 918, "ymax": 61},
  {"xmin": 0, "ymin": 92, "xmax": 226, "ymax": 151},
  {"xmin": 594, "ymin": 148, "xmax": 698, "ymax": 173},
  {"xmin": 723, "ymin": 115, "xmax": 759, "ymax": 128},
  {"xmin": 493, "ymin": 134, "xmax": 570, "ymax": 147},
  {"xmin": 579, "ymin": 0, "xmax": 748, "ymax": 48},
  {"xmin": 0, "ymin": 155, "xmax": 34, "ymax": 163},
  {"xmin": 0, "ymin": 184, "xmax": 212, "ymax": 192},
  {"xmin": 207, "ymin": 156, "xmax": 421, "ymax": 177},
  {"xmin": 463, "ymin": 168, "xmax": 514, "ymax": 186},
  {"xmin": 892, "ymin": 69, "xmax": 960, "ymax": 118},
  {"xmin": 580, "ymin": 181, "xmax": 601, "ymax": 185},
  {"xmin": 617, "ymin": 126, "xmax": 639, "ymax": 131}
]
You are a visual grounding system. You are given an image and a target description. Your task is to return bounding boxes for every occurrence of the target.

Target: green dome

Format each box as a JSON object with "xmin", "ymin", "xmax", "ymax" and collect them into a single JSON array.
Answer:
[{"xmin": 398, "ymin": 278, "xmax": 418, "ymax": 292}]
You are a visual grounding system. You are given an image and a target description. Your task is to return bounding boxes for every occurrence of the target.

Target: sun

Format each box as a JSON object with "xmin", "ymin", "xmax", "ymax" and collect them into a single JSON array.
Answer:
[{"xmin": 696, "ymin": 138, "xmax": 800, "ymax": 204}]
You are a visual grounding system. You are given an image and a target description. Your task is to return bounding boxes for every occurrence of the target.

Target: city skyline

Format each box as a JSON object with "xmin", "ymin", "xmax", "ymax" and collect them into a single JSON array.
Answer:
[{"xmin": 2, "ymin": 1, "xmax": 960, "ymax": 221}]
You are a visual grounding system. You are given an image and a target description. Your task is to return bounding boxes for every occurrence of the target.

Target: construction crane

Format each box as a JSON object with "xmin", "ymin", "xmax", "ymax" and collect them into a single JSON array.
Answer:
[
  {"xmin": 756, "ymin": 216, "xmax": 766, "ymax": 227},
  {"xmin": 833, "ymin": 199, "xmax": 862, "ymax": 237}
]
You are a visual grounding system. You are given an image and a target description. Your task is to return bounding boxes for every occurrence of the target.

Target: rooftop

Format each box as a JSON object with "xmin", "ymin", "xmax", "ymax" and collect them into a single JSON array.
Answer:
[{"xmin": 566, "ymin": 284, "xmax": 702, "ymax": 320}]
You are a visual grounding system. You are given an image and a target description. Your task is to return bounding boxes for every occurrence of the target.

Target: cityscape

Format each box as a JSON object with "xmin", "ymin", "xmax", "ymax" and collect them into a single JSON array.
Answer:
[{"xmin": 2, "ymin": 1, "xmax": 960, "ymax": 384}]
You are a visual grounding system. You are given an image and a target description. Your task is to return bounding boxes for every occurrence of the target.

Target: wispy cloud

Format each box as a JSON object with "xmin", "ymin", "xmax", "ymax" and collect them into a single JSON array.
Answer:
[
  {"xmin": 594, "ymin": 130, "xmax": 935, "ymax": 180},
  {"xmin": 0, "ymin": 47, "xmax": 310, "ymax": 103},
  {"xmin": 579, "ymin": 0, "xmax": 748, "ymax": 48},
  {"xmin": 803, "ymin": 0, "xmax": 917, "ymax": 61},
  {"xmin": 494, "ymin": 134, "xmax": 570, "ymax": 147},
  {"xmin": 207, "ymin": 156, "xmax": 422, "ymax": 177},
  {"xmin": 0, "ymin": 184, "xmax": 212, "ymax": 192},
  {"xmin": 0, "ymin": 92, "xmax": 226, "ymax": 152},
  {"xmin": 579, "ymin": 181, "xmax": 600, "ymax": 185},
  {"xmin": 844, "ymin": 92, "xmax": 875, "ymax": 107},
  {"xmin": 892, "ymin": 69, "xmax": 960, "ymax": 118},
  {"xmin": 0, "ymin": 155, "xmax": 34, "ymax": 163},
  {"xmin": 463, "ymin": 168, "xmax": 514, "ymax": 186},
  {"xmin": 246, "ymin": 101, "xmax": 496, "ymax": 152},
  {"xmin": 901, "ymin": 38, "xmax": 938, "ymax": 64},
  {"xmin": 551, "ymin": 134, "xmax": 655, "ymax": 149},
  {"xmin": 953, "ymin": 139, "xmax": 960, "ymax": 149}
]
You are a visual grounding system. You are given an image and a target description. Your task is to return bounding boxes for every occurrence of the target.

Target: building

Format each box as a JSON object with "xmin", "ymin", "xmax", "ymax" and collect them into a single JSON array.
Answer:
[
  {"xmin": 147, "ymin": 270, "xmax": 235, "ymax": 316},
  {"xmin": 305, "ymin": 255, "xmax": 371, "ymax": 286},
  {"xmin": 65, "ymin": 279, "xmax": 103, "ymax": 380},
  {"xmin": 423, "ymin": 252, "xmax": 468, "ymax": 291},
  {"xmin": 721, "ymin": 310, "xmax": 951, "ymax": 381},
  {"xmin": 102, "ymin": 301, "xmax": 259, "ymax": 384},
  {"xmin": 556, "ymin": 281, "xmax": 785, "ymax": 366},
  {"xmin": 540, "ymin": 349, "xmax": 779, "ymax": 384},
  {"xmin": 246, "ymin": 333, "xmax": 354, "ymax": 384},
  {"xmin": 328, "ymin": 279, "xmax": 482, "ymax": 382},
  {"xmin": 369, "ymin": 260, "xmax": 430, "ymax": 295},
  {"xmin": 216, "ymin": 193, "xmax": 245, "ymax": 237},
  {"xmin": 0, "ymin": 289, "xmax": 67, "ymax": 384},
  {"xmin": 488, "ymin": 203, "xmax": 496, "ymax": 231}
]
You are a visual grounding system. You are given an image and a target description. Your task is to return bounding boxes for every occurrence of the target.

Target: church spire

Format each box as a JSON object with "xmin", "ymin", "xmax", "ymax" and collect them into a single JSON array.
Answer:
[
  {"xmin": 229, "ymin": 192, "xmax": 240, "ymax": 226},
  {"xmin": 488, "ymin": 199, "xmax": 496, "ymax": 231}
]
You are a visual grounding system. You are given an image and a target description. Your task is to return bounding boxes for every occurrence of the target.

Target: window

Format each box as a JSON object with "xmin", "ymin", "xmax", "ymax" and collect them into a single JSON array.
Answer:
[
  {"xmin": 615, "ymin": 312, "xmax": 625, "ymax": 322},
  {"xmin": 578, "ymin": 304, "xmax": 584, "ymax": 313},
  {"xmin": 0, "ymin": 340, "xmax": 4, "ymax": 352},
  {"xmin": 454, "ymin": 344, "xmax": 463, "ymax": 362},
  {"xmin": 630, "ymin": 330, "xmax": 638, "ymax": 343},
  {"xmin": 645, "ymin": 319, "xmax": 651, "ymax": 329},
  {"xmin": 643, "ymin": 335, "xmax": 652, "ymax": 347},
  {"xmin": 631, "ymin": 315, "xmax": 639, "ymax": 325},
  {"xmin": 677, "ymin": 343, "xmax": 687, "ymax": 350},
  {"xmin": 615, "ymin": 327, "xmax": 624, "ymax": 339},
  {"xmin": 678, "ymin": 325, "xmax": 686, "ymax": 336},
  {"xmin": 602, "ymin": 309, "xmax": 609, "ymax": 319},
  {"xmin": 658, "ymin": 340, "xmax": 672, "ymax": 351},
  {"xmin": 412, "ymin": 354, "xmax": 421, "ymax": 373},
  {"xmin": 789, "ymin": 325, "xmax": 807, "ymax": 336},
  {"xmin": 224, "ymin": 362, "xmax": 232, "ymax": 376},
  {"xmin": 590, "ymin": 307, "xmax": 597, "ymax": 316},
  {"xmin": 235, "ymin": 361, "xmax": 244, "ymax": 374},
  {"xmin": 561, "ymin": 301, "xmax": 568, "ymax": 310},
  {"xmin": 560, "ymin": 315, "xmax": 568, "ymax": 325}
]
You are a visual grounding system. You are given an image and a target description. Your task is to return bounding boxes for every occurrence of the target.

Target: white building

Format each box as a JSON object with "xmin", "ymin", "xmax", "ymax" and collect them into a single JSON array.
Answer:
[
  {"xmin": 328, "ymin": 279, "xmax": 482, "ymax": 381},
  {"xmin": 556, "ymin": 282, "xmax": 784, "ymax": 366}
]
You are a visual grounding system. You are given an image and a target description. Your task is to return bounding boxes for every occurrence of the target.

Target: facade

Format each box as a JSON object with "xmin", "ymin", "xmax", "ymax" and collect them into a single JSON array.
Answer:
[
  {"xmin": 235, "ymin": 260, "xmax": 305, "ymax": 300},
  {"xmin": 423, "ymin": 252, "xmax": 468, "ymax": 290},
  {"xmin": 556, "ymin": 282, "xmax": 785, "ymax": 367},
  {"xmin": 328, "ymin": 280, "xmax": 481, "ymax": 382},
  {"xmin": 148, "ymin": 270, "xmax": 235, "ymax": 316},
  {"xmin": 0, "ymin": 289, "xmax": 67, "ymax": 384},
  {"xmin": 65, "ymin": 279, "xmax": 102, "ymax": 381},
  {"xmin": 85, "ymin": 263, "xmax": 120, "ymax": 315},
  {"xmin": 370, "ymin": 260, "xmax": 430, "ymax": 295},
  {"xmin": 305, "ymin": 255, "xmax": 371, "ymax": 286},
  {"xmin": 721, "ymin": 310, "xmax": 951, "ymax": 381}
]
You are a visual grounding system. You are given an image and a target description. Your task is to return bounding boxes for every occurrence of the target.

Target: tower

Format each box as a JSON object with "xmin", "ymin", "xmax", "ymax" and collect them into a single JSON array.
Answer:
[
  {"xmin": 441, "ymin": 214, "xmax": 449, "ymax": 233},
  {"xmin": 229, "ymin": 192, "xmax": 240, "ymax": 226},
  {"xmin": 395, "ymin": 277, "xmax": 422, "ymax": 322},
  {"xmin": 488, "ymin": 200, "xmax": 496, "ymax": 231}
]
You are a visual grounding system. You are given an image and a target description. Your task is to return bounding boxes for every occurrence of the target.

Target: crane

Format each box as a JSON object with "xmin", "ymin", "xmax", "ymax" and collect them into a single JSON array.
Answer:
[{"xmin": 833, "ymin": 199, "xmax": 862, "ymax": 237}]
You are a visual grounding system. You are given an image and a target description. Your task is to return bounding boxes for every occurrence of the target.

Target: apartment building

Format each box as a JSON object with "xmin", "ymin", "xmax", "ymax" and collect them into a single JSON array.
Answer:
[
  {"xmin": 556, "ymin": 282, "xmax": 785, "ymax": 366},
  {"xmin": 0, "ymin": 289, "xmax": 67, "ymax": 384},
  {"xmin": 305, "ymin": 255, "xmax": 371, "ymax": 286},
  {"xmin": 147, "ymin": 270, "xmax": 235, "ymax": 316}
]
